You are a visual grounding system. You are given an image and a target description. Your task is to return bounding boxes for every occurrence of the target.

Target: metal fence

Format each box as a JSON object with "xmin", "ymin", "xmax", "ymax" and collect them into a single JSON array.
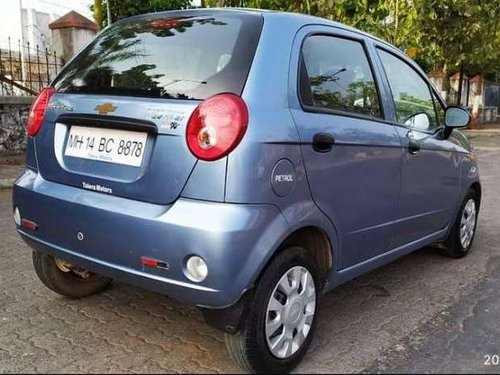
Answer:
[{"xmin": 0, "ymin": 37, "xmax": 63, "ymax": 96}]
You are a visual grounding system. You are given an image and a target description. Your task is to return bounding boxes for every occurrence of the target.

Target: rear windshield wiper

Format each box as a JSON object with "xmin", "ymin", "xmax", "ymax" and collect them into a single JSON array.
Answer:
[{"xmin": 162, "ymin": 78, "xmax": 208, "ymax": 87}]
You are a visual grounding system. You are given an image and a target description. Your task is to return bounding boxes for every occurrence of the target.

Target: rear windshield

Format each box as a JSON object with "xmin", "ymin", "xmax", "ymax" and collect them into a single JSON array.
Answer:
[{"xmin": 53, "ymin": 12, "xmax": 263, "ymax": 100}]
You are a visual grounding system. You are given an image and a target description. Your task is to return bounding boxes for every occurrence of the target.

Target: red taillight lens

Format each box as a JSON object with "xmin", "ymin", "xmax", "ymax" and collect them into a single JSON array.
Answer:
[
  {"xmin": 27, "ymin": 87, "xmax": 55, "ymax": 137},
  {"xmin": 186, "ymin": 93, "xmax": 248, "ymax": 161}
]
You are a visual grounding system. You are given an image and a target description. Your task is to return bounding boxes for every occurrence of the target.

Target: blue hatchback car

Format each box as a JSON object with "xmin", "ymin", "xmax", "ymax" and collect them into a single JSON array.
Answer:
[{"xmin": 13, "ymin": 8, "xmax": 480, "ymax": 373}]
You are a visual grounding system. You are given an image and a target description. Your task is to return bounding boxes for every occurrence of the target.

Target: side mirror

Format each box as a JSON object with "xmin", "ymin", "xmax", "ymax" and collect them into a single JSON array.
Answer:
[
  {"xmin": 404, "ymin": 112, "xmax": 430, "ymax": 131},
  {"xmin": 443, "ymin": 106, "xmax": 471, "ymax": 139}
]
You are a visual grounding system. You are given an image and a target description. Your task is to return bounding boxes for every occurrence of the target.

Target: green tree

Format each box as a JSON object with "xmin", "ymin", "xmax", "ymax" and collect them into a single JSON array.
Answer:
[
  {"xmin": 328, "ymin": 0, "xmax": 420, "ymax": 51},
  {"xmin": 417, "ymin": 0, "xmax": 500, "ymax": 103}
]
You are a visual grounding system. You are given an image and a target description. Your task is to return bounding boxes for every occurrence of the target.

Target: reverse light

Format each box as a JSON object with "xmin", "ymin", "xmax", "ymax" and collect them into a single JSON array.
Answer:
[
  {"xmin": 27, "ymin": 87, "xmax": 55, "ymax": 137},
  {"xmin": 14, "ymin": 207, "xmax": 21, "ymax": 226},
  {"xmin": 186, "ymin": 93, "xmax": 248, "ymax": 161},
  {"xmin": 185, "ymin": 256, "xmax": 208, "ymax": 282}
]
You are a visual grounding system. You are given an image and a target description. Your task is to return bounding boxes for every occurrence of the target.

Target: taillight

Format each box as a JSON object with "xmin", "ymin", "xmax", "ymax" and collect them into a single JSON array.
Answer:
[
  {"xmin": 186, "ymin": 93, "xmax": 248, "ymax": 161},
  {"xmin": 27, "ymin": 87, "xmax": 55, "ymax": 137}
]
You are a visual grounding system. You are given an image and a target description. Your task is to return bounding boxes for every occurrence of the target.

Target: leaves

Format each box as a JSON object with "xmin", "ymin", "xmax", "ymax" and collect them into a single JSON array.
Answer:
[{"xmin": 418, "ymin": 0, "xmax": 500, "ymax": 76}]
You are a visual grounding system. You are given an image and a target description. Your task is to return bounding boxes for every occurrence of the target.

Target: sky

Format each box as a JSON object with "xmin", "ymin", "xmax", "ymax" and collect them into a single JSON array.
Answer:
[
  {"xmin": 25, "ymin": 0, "xmax": 202, "ymax": 20},
  {"xmin": 22, "ymin": 0, "xmax": 207, "ymax": 21},
  {"xmin": 24, "ymin": 0, "xmax": 94, "ymax": 19}
]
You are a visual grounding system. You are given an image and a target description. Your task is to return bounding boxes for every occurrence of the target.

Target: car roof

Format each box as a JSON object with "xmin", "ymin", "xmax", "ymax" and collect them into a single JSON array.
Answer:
[
  {"xmin": 119, "ymin": 8, "xmax": 370, "ymax": 38},
  {"xmin": 258, "ymin": 10, "xmax": 398, "ymax": 50}
]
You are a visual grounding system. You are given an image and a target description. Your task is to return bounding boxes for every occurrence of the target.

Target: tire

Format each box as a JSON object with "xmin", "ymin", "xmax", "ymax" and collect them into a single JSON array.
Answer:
[
  {"xmin": 441, "ymin": 189, "xmax": 479, "ymax": 258},
  {"xmin": 225, "ymin": 246, "xmax": 322, "ymax": 374},
  {"xmin": 32, "ymin": 251, "xmax": 112, "ymax": 298}
]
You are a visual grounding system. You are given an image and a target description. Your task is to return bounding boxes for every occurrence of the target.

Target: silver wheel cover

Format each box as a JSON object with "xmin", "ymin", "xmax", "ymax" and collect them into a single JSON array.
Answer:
[
  {"xmin": 265, "ymin": 266, "xmax": 316, "ymax": 359},
  {"xmin": 460, "ymin": 198, "xmax": 476, "ymax": 249}
]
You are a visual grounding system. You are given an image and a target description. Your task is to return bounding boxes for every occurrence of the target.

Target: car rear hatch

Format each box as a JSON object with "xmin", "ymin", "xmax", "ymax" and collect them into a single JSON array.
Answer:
[{"xmin": 35, "ymin": 10, "xmax": 263, "ymax": 205}]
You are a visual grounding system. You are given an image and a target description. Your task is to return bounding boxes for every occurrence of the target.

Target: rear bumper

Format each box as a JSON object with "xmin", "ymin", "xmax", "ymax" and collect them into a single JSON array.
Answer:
[{"xmin": 13, "ymin": 168, "xmax": 289, "ymax": 308}]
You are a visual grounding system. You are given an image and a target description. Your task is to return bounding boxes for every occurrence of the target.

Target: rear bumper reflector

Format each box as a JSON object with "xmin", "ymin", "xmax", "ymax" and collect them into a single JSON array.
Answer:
[
  {"xmin": 21, "ymin": 219, "xmax": 38, "ymax": 231},
  {"xmin": 140, "ymin": 256, "xmax": 169, "ymax": 270}
]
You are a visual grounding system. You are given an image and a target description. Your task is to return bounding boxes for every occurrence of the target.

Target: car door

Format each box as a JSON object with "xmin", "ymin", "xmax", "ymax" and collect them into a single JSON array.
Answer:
[
  {"xmin": 376, "ymin": 48, "xmax": 460, "ymax": 247},
  {"xmin": 289, "ymin": 28, "xmax": 403, "ymax": 269}
]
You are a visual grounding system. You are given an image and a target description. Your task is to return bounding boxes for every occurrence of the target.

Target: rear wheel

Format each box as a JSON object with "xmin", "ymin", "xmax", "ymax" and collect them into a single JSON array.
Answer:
[
  {"xmin": 32, "ymin": 251, "xmax": 112, "ymax": 298},
  {"xmin": 225, "ymin": 247, "xmax": 321, "ymax": 373},
  {"xmin": 441, "ymin": 189, "xmax": 479, "ymax": 258}
]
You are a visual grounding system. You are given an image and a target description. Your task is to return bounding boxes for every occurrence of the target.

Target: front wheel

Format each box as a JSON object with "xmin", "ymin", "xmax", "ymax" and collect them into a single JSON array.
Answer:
[
  {"xmin": 225, "ymin": 247, "xmax": 321, "ymax": 374},
  {"xmin": 442, "ymin": 189, "xmax": 479, "ymax": 258}
]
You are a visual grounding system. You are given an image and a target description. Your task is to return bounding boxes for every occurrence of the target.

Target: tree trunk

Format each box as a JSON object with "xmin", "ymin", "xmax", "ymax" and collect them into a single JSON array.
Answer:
[
  {"xmin": 456, "ymin": 65, "xmax": 464, "ymax": 106},
  {"xmin": 93, "ymin": 0, "xmax": 103, "ymax": 30},
  {"xmin": 440, "ymin": 64, "xmax": 449, "ymax": 102},
  {"xmin": 466, "ymin": 77, "xmax": 470, "ymax": 106}
]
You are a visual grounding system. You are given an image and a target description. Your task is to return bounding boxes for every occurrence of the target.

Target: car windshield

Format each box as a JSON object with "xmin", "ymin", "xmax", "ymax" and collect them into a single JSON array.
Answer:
[{"xmin": 53, "ymin": 12, "xmax": 263, "ymax": 100}]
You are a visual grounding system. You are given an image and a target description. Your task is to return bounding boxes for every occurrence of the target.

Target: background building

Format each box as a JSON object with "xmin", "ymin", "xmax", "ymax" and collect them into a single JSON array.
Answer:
[
  {"xmin": 0, "ymin": 0, "xmax": 96, "ymax": 96},
  {"xmin": 0, "ymin": 0, "xmax": 93, "ymax": 52}
]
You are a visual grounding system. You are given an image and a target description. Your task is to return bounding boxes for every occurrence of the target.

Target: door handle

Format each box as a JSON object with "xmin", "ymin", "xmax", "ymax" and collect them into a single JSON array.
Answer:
[
  {"xmin": 407, "ymin": 135, "xmax": 421, "ymax": 155},
  {"xmin": 312, "ymin": 133, "xmax": 335, "ymax": 153},
  {"xmin": 408, "ymin": 139, "xmax": 421, "ymax": 154}
]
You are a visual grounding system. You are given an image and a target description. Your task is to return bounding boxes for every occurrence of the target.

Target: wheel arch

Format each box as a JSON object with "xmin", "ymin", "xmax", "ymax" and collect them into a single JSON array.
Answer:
[
  {"xmin": 279, "ymin": 226, "xmax": 333, "ymax": 284},
  {"xmin": 256, "ymin": 225, "xmax": 335, "ymax": 289},
  {"xmin": 469, "ymin": 181, "xmax": 482, "ymax": 207},
  {"xmin": 200, "ymin": 224, "xmax": 335, "ymax": 334}
]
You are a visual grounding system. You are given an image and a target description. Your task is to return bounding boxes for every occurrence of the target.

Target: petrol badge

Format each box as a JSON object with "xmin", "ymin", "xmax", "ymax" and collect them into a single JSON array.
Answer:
[{"xmin": 271, "ymin": 159, "xmax": 296, "ymax": 197}]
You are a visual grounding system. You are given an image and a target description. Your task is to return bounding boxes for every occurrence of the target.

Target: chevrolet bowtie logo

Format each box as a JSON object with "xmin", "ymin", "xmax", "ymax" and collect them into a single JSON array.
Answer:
[{"xmin": 94, "ymin": 103, "xmax": 117, "ymax": 115}]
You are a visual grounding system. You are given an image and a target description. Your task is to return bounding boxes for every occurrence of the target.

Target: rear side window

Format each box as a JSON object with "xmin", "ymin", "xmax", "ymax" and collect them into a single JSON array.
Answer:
[
  {"xmin": 300, "ymin": 35, "xmax": 381, "ymax": 118},
  {"xmin": 378, "ymin": 49, "xmax": 440, "ymax": 132},
  {"xmin": 53, "ymin": 12, "xmax": 263, "ymax": 100}
]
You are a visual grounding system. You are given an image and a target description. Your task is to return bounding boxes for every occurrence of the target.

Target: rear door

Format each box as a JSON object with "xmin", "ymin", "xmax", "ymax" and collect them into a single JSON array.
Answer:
[
  {"xmin": 290, "ymin": 28, "xmax": 403, "ymax": 269},
  {"xmin": 36, "ymin": 11, "xmax": 263, "ymax": 204},
  {"xmin": 375, "ymin": 48, "xmax": 460, "ymax": 246}
]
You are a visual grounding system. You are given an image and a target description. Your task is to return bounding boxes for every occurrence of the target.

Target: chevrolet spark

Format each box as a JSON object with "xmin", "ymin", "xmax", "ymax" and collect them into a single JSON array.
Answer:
[{"xmin": 13, "ymin": 8, "xmax": 480, "ymax": 374}]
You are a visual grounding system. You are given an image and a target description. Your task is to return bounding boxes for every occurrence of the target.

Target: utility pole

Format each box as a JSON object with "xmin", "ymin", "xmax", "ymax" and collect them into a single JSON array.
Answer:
[
  {"xmin": 395, "ymin": 0, "xmax": 399, "ymax": 37},
  {"xmin": 19, "ymin": 0, "xmax": 27, "ymax": 88},
  {"xmin": 106, "ymin": 0, "xmax": 112, "ymax": 27}
]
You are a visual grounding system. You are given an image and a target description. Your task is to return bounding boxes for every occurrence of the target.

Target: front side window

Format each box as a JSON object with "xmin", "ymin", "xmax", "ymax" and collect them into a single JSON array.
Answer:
[
  {"xmin": 300, "ymin": 35, "xmax": 381, "ymax": 118},
  {"xmin": 378, "ymin": 49, "xmax": 440, "ymax": 132},
  {"xmin": 432, "ymin": 90, "xmax": 446, "ymax": 126}
]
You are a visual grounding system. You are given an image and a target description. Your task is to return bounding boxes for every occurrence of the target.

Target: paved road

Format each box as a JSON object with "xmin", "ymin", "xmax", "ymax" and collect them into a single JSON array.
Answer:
[{"xmin": 1, "ymin": 133, "xmax": 499, "ymax": 373}]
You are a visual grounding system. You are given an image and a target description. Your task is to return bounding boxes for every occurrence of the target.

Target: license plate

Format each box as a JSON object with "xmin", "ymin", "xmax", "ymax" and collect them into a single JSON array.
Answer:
[{"xmin": 64, "ymin": 126, "xmax": 148, "ymax": 167}]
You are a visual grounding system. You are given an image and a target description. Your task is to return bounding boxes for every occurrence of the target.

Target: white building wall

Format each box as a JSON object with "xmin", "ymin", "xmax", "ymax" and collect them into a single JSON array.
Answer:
[
  {"xmin": 72, "ymin": 28, "xmax": 95, "ymax": 53},
  {"xmin": 21, "ymin": 8, "xmax": 56, "ymax": 50}
]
